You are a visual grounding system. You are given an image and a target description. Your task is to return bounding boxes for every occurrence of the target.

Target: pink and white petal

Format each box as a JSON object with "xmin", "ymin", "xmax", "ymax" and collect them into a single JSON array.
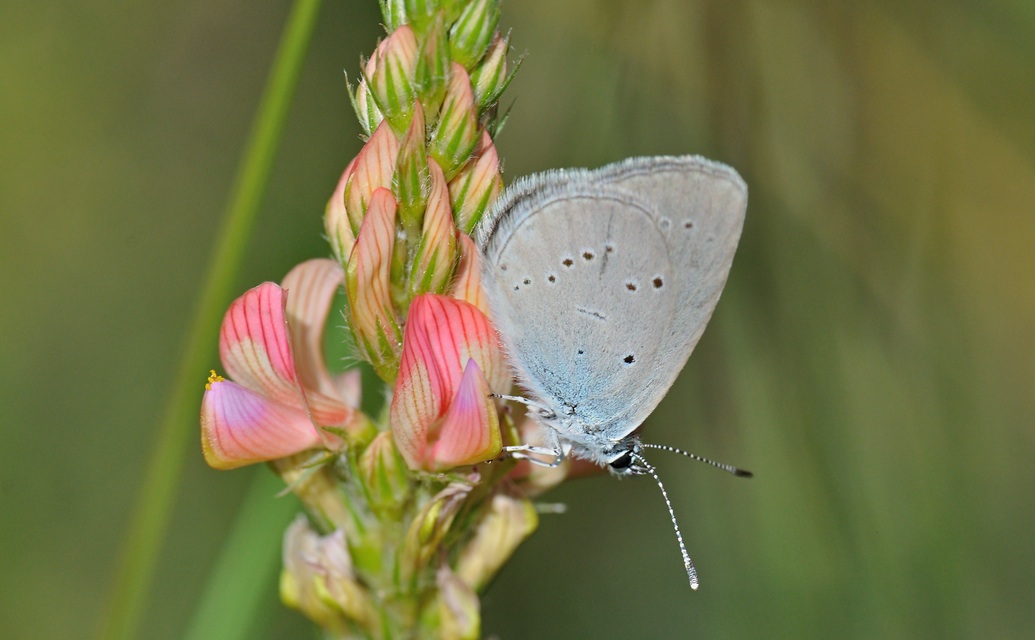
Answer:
[
  {"xmin": 429, "ymin": 359, "xmax": 501, "ymax": 470},
  {"xmin": 201, "ymin": 379, "xmax": 321, "ymax": 470},
  {"xmin": 391, "ymin": 295, "xmax": 461, "ymax": 469},
  {"xmin": 390, "ymin": 324, "xmax": 439, "ymax": 469},
  {"xmin": 281, "ymin": 258, "xmax": 343, "ymax": 396},
  {"xmin": 219, "ymin": 282, "xmax": 302, "ymax": 408},
  {"xmin": 450, "ymin": 234, "xmax": 489, "ymax": 316},
  {"xmin": 410, "ymin": 294, "xmax": 509, "ymax": 395}
]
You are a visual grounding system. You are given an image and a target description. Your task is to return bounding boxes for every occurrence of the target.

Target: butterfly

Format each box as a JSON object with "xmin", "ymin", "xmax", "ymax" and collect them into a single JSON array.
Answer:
[{"xmin": 476, "ymin": 155, "xmax": 752, "ymax": 589}]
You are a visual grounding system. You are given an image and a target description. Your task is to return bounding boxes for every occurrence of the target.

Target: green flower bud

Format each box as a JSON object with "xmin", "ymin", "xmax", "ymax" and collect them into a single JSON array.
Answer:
[
  {"xmin": 357, "ymin": 431, "xmax": 410, "ymax": 514},
  {"xmin": 401, "ymin": 480, "xmax": 472, "ymax": 580},
  {"xmin": 409, "ymin": 159, "xmax": 459, "ymax": 298},
  {"xmin": 448, "ymin": 131, "xmax": 501, "ymax": 233},
  {"xmin": 470, "ymin": 34, "xmax": 515, "ymax": 112},
  {"xmin": 448, "ymin": 0, "xmax": 500, "ymax": 70},
  {"xmin": 367, "ymin": 26, "xmax": 419, "ymax": 133},
  {"xmin": 395, "ymin": 102, "xmax": 430, "ymax": 236},
  {"xmin": 430, "ymin": 63, "xmax": 481, "ymax": 180},
  {"xmin": 416, "ymin": 12, "xmax": 450, "ymax": 120}
]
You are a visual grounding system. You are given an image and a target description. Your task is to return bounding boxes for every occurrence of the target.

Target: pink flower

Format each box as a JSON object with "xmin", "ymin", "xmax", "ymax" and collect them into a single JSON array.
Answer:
[
  {"xmin": 390, "ymin": 294, "xmax": 509, "ymax": 471},
  {"xmin": 201, "ymin": 259, "xmax": 361, "ymax": 469}
]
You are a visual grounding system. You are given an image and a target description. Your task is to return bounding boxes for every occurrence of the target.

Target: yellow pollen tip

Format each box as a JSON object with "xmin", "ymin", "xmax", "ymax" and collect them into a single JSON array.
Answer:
[{"xmin": 205, "ymin": 369, "xmax": 225, "ymax": 390}]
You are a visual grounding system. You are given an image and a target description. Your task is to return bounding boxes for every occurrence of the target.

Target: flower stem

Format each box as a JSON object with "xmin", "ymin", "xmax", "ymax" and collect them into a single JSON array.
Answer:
[{"xmin": 95, "ymin": 1, "xmax": 324, "ymax": 638}]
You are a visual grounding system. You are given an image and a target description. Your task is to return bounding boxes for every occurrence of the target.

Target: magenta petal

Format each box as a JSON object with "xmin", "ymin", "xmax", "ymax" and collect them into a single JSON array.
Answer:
[
  {"xmin": 429, "ymin": 359, "xmax": 501, "ymax": 470},
  {"xmin": 201, "ymin": 379, "xmax": 322, "ymax": 470},
  {"xmin": 219, "ymin": 282, "xmax": 302, "ymax": 409}
]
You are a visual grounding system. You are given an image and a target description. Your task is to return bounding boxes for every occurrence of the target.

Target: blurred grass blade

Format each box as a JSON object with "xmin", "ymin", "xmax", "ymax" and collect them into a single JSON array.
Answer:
[
  {"xmin": 96, "ymin": 0, "xmax": 324, "ymax": 638},
  {"xmin": 183, "ymin": 468, "xmax": 300, "ymax": 640}
]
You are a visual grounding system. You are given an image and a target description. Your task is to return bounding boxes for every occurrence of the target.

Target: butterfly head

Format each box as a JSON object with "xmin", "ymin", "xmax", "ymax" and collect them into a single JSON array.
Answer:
[{"xmin": 603, "ymin": 435, "xmax": 648, "ymax": 476}]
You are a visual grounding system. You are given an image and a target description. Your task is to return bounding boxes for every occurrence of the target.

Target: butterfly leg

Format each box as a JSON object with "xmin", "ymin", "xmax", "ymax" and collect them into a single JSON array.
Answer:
[
  {"xmin": 490, "ymin": 393, "xmax": 557, "ymax": 420},
  {"xmin": 502, "ymin": 444, "xmax": 566, "ymax": 468}
]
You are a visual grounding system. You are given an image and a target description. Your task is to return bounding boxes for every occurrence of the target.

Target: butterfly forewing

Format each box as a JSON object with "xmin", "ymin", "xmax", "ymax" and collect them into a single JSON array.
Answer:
[
  {"xmin": 483, "ymin": 186, "xmax": 678, "ymax": 438},
  {"xmin": 478, "ymin": 155, "xmax": 747, "ymax": 446}
]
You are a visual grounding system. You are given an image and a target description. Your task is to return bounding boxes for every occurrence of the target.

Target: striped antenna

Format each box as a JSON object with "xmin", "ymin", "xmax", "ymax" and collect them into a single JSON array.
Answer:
[
  {"xmin": 630, "ymin": 452, "xmax": 700, "ymax": 590},
  {"xmin": 640, "ymin": 443, "xmax": 753, "ymax": 478}
]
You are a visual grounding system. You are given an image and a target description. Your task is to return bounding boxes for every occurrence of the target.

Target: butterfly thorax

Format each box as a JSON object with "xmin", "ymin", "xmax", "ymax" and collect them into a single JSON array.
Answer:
[{"xmin": 532, "ymin": 405, "xmax": 646, "ymax": 475}]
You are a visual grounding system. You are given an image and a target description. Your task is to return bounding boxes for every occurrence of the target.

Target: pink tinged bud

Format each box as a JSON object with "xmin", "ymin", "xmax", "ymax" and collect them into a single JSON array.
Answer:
[
  {"xmin": 394, "ymin": 102, "xmax": 429, "ymax": 233},
  {"xmin": 325, "ymin": 158, "xmax": 358, "ymax": 264},
  {"xmin": 346, "ymin": 188, "xmax": 403, "ymax": 383},
  {"xmin": 448, "ymin": 0, "xmax": 500, "ymax": 70},
  {"xmin": 201, "ymin": 378, "xmax": 321, "ymax": 470},
  {"xmin": 366, "ymin": 25, "xmax": 419, "ymax": 132},
  {"xmin": 469, "ymin": 37, "xmax": 504, "ymax": 109},
  {"xmin": 448, "ymin": 131, "xmax": 502, "ymax": 234},
  {"xmin": 409, "ymin": 158, "xmax": 459, "ymax": 299},
  {"xmin": 430, "ymin": 63, "xmax": 481, "ymax": 180},
  {"xmin": 456, "ymin": 494, "xmax": 538, "ymax": 591},
  {"xmin": 344, "ymin": 120, "xmax": 400, "ymax": 235},
  {"xmin": 390, "ymin": 295, "xmax": 508, "ymax": 471},
  {"xmin": 436, "ymin": 564, "xmax": 480, "ymax": 640},
  {"xmin": 450, "ymin": 234, "xmax": 490, "ymax": 316}
]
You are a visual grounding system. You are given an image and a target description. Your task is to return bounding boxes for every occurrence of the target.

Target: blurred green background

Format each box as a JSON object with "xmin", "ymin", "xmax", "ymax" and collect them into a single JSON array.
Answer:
[{"xmin": 2, "ymin": 0, "xmax": 1033, "ymax": 638}]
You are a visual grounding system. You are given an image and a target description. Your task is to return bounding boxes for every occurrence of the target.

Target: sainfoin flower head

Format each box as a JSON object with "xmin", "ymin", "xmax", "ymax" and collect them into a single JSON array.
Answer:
[
  {"xmin": 200, "ymin": 3, "xmax": 554, "ymax": 637},
  {"xmin": 201, "ymin": 259, "xmax": 363, "ymax": 469}
]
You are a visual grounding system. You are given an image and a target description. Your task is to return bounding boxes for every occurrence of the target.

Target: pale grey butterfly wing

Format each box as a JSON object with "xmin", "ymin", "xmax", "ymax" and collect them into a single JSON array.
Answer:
[{"xmin": 477, "ymin": 155, "xmax": 747, "ymax": 456}]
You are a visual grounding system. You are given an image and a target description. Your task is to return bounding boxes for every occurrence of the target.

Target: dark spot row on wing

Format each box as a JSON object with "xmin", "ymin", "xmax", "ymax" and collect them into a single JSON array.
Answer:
[
  {"xmin": 505, "ymin": 233, "xmax": 679, "ymax": 292},
  {"xmin": 659, "ymin": 216, "xmax": 700, "ymax": 232}
]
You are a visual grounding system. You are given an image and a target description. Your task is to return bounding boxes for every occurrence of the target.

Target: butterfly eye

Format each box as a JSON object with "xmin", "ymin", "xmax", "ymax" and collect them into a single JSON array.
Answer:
[{"xmin": 609, "ymin": 451, "xmax": 634, "ymax": 470}]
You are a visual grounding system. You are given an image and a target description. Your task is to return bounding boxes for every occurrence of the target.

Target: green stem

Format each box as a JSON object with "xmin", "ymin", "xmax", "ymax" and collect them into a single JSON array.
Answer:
[
  {"xmin": 95, "ymin": 1, "xmax": 324, "ymax": 638},
  {"xmin": 182, "ymin": 468, "xmax": 301, "ymax": 640}
]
